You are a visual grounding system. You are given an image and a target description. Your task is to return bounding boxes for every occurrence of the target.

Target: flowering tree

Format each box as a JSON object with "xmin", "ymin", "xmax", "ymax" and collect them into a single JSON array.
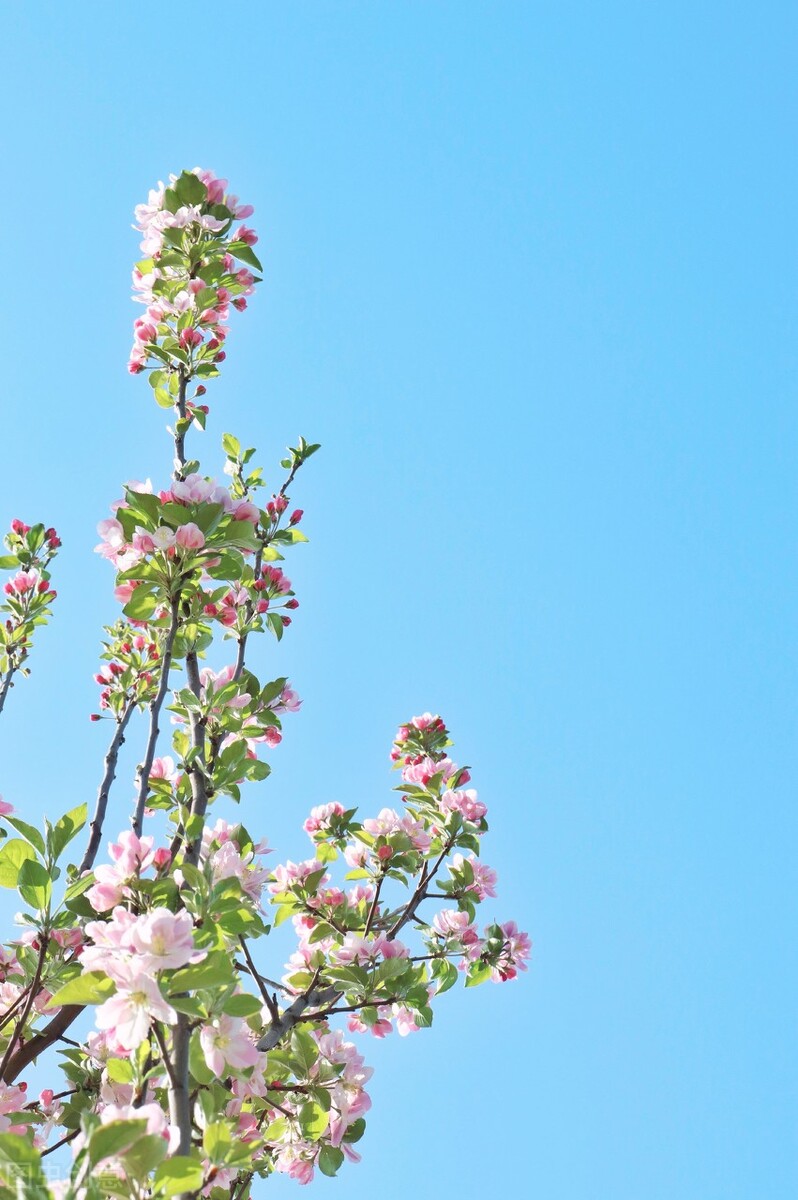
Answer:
[{"xmin": 0, "ymin": 169, "xmax": 530, "ymax": 1199}]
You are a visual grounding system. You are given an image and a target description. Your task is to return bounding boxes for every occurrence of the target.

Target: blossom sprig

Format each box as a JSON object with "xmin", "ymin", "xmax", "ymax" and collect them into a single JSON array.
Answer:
[
  {"xmin": 89, "ymin": 622, "xmax": 162, "ymax": 721},
  {"xmin": 128, "ymin": 168, "xmax": 261, "ymax": 391},
  {"xmin": 0, "ymin": 521, "xmax": 59, "ymax": 715}
]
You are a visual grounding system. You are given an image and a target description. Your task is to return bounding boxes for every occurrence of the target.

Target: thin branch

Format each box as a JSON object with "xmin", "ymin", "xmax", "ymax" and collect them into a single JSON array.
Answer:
[
  {"xmin": 238, "ymin": 937, "xmax": 279, "ymax": 1023},
  {"xmin": 79, "ymin": 697, "xmax": 137, "ymax": 874},
  {"xmin": 0, "ymin": 670, "xmax": 15, "ymax": 717},
  {"xmin": 182, "ymin": 650, "xmax": 210, "ymax": 868},
  {"xmin": 41, "ymin": 1129, "xmax": 79, "ymax": 1157},
  {"xmin": 173, "ymin": 373, "xmax": 189, "ymax": 480},
  {"xmin": 0, "ymin": 935, "xmax": 48, "ymax": 1079},
  {"xmin": 363, "ymin": 873, "xmax": 384, "ymax": 936},
  {"xmin": 132, "ymin": 598, "xmax": 181, "ymax": 835},
  {"xmin": 1, "ymin": 1003, "xmax": 83, "ymax": 1082},
  {"xmin": 256, "ymin": 983, "xmax": 340, "ymax": 1052},
  {"xmin": 386, "ymin": 842, "xmax": 452, "ymax": 941}
]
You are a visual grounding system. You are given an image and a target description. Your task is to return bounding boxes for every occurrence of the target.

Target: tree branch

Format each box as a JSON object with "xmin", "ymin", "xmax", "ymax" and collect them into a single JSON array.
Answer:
[
  {"xmin": 132, "ymin": 598, "xmax": 181, "ymax": 836},
  {"xmin": 238, "ymin": 937, "xmax": 279, "ymax": 1023},
  {"xmin": 79, "ymin": 698, "xmax": 137, "ymax": 875}
]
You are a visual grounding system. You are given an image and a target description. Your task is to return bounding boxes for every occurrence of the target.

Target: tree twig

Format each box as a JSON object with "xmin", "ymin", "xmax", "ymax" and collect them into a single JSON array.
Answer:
[{"xmin": 79, "ymin": 697, "xmax": 137, "ymax": 874}]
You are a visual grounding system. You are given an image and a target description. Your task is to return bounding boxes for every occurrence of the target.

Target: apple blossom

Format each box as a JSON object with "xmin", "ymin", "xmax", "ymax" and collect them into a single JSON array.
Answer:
[{"xmin": 0, "ymin": 170, "xmax": 528, "ymax": 1200}]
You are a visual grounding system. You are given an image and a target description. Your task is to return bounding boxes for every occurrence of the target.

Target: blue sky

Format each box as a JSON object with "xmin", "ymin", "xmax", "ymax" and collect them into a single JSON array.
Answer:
[{"xmin": 1, "ymin": 3, "xmax": 795, "ymax": 1197}]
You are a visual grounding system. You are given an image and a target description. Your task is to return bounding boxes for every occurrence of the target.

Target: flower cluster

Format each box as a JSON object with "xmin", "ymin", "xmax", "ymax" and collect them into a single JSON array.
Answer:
[
  {"xmin": 0, "ymin": 521, "xmax": 59, "ymax": 713},
  {"xmin": 128, "ymin": 168, "xmax": 260, "ymax": 385}
]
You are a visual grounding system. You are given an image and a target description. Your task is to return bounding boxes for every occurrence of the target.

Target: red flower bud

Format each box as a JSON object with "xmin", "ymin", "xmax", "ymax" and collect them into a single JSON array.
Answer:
[{"xmin": 289, "ymin": 509, "xmax": 303, "ymax": 525}]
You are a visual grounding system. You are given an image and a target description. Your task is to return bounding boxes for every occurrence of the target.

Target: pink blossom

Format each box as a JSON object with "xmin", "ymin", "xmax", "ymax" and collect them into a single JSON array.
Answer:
[
  {"xmin": 95, "ymin": 962, "xmax": 177, "ymax": 1049},
  {"xmin": 303, "ymin": 802, "xmax": 345, "ymax": 837},
  {"xmin": 268, "ymin": 859, "xmax": 324, "ymax": 895},
  {"xmin": 108, "ymin": 830, "xmax": 155, "ymax": 876},
  {"xmin": 129, "ymin": 908, "xmax": 204, "ymax": 971},
  {"xmin": 348, "ymin": 1013, "xmax": 393, "ymax": 1038},
  {"xmin": 0, "ymin": 798, "xmax": 14, "ymax": 817},
  {"xmin": 233, "ymin": 501, "xmax": 260, "ymax": 523},
  {"xmin": 175, "ymin": 522, "xmax": 205, "ymax": 550},
  {"xmin": 439, "ymin": 788, "xmax": 487, "ymax": 824},
  {"xmin": 149, "ymin": 756, "xmax": 178, "ymax": 782},
  {"xmin": 432, "ymin": 909, "xmax": 480, "ymax": 946},
  {"xmin": 273, "ymin": 1146, "xmax": 315, "ymax": 1185},
  {"xmin": 491, "ymin": 921, "xmax": 532, "ymax": 982},
  {"xmin": 199, "ymin": 1015, "xmax": 259, "ymax": 1076},
  {"xmin": 451, "ymin": 852, "xmax": 498, "ymax": 899}
]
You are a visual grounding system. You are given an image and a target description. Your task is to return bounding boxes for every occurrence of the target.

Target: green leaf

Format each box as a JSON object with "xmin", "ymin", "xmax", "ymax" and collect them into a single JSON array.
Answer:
[
  {"xmin": 47, "ymin": 970, "xmax": 116, "ymax": 1008},
  {"xmin": 169, "ymin": 951, "xmax": 233, "ymax": 993},
  {"xmin": 120, "ymin": 1131, "xmax": 167, "ymax": 1175},
  {"xmin": 0, "ymin": 839, "xmax": 36, "ymax": 888},
  {"xmin": 0, "ymin": 555, "xmax": 19, "ymax": 570},
  {"xmin": 299, "ymin": 1102, "xmax": 328, "ymax": 1140},
  {"xmin": 105, "ymin": 1058, "xmax": 133, "ymax": 1085},
  {"xmin": 123, "ymin": 586, "xmax": 158, "ymax": 621},
  {"xmin": 465, "ymin": 961, "xmax": 492, "ymax": 988},
  {"xmin": 222, "ymin": 519, "xmax": 260, "ymax": 551},
  {"xmin": 154, "ymin": 1156, "xmax": 205, "ymax": 1196},
  {"xmin": 222, "ymin": 433, "xmax": 241, "ymax": 458},
  {"xmin": 49, "ymin": 803, "xmax": 87, "ymax": 862},
  {"xmin": 169, "ymin": 994, "xmax": 207, "ymax": 1019},
  {"xmin": 18, "ymin": 859, "xmax": 51, "ymax": 910},
  {"xmin": 221, "ymin": 993, "xmax": 262, "ymax": 1019},
  {"xmin": 228, "ymin": 241, "xmax": 263, "ymax": 272},
  {"xmin": 2, "ymin": 818, "xmax": 45, "ymax": 857},
  {"xmin": 318, "ymin": 1145, "xmax": 345, "ymax": 1177},
  {"xmin": 174, "ymin": 170, "xmax": 207, "ymax": 206},
  {"xmin": 290, "ymin": 1026, "xmax": 319, "ymax": 1076},
  {"xmin": 433, "ymin": 958, "xmax": 459, "ymax": 994},
  {"xmin": 202, "ymin": 1121, "xmax": 231, "ymax": 1163},
  {"xmin": 89, "ymin": 1118, "xmax": 147, "ymax": 1165}
]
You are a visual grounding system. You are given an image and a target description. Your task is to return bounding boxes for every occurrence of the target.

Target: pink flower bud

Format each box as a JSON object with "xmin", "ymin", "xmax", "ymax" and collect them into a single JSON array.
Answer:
[
  {"xmin": 179, "ymin": 327, "xmax": 203, "ymax": 350},
  {"xmin": 235, "ymin": 224, "xmax": 258, "ymax": 246},
  {"xmin": 289, "ymin": 509, "xmax": 303, "ymax": 525},
  {"xmin": 175, "ymin": 523, "xmax": 206, "ymax": 550}
]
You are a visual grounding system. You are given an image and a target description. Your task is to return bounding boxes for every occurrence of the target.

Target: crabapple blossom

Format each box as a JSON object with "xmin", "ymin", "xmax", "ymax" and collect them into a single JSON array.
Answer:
[{"xmin": 0, "ymin": 170, "xmax": 527, "ymax": 1200}]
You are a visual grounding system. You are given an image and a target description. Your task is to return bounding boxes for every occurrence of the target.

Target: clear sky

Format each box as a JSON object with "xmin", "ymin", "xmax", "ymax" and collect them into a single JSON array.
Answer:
[{"xmin": 1, "ymin": 3, "xmax": 795, "ymax": 1198}]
